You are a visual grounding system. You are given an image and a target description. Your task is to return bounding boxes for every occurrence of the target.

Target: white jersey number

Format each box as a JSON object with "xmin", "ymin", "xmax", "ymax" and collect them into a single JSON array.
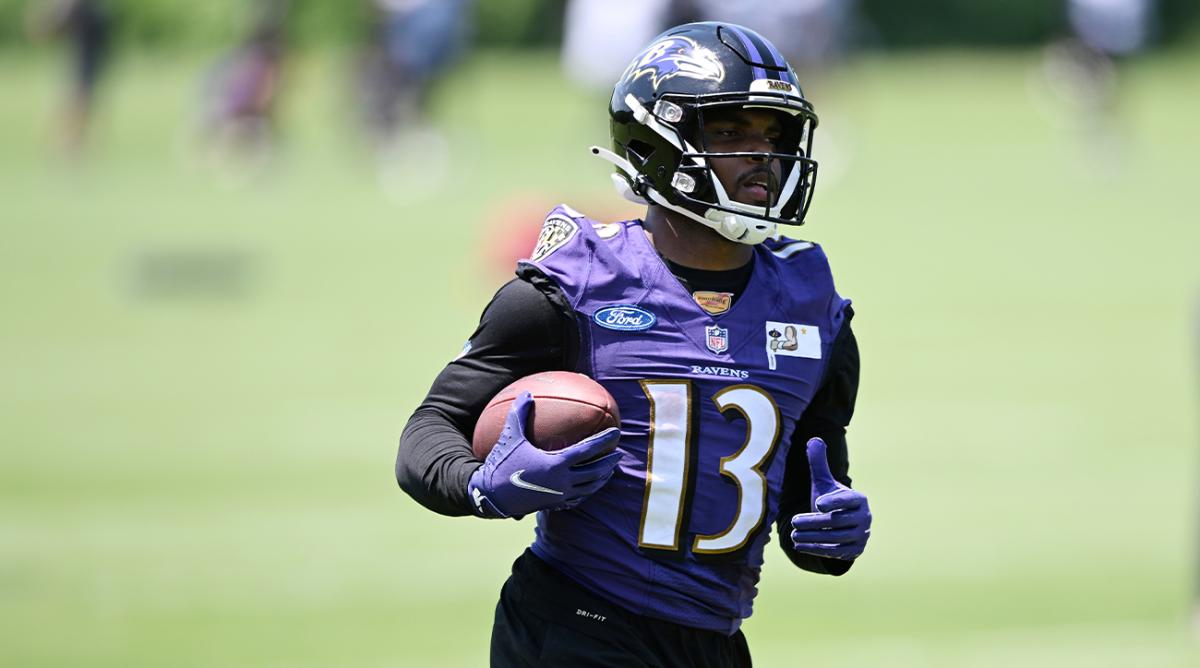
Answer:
[{"xmin": 638, "ymin": 381, "xmax": 782, "ymax": 555}]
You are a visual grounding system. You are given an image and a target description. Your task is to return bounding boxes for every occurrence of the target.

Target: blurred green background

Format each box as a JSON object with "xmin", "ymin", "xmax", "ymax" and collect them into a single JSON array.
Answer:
[
  {"xmin": 3, "ymin": 2, "xmax": 1199, "ymax": 666},
  {"xmin": 2, "ymin": 0, "xmax": 1200, "ymax": 47}
]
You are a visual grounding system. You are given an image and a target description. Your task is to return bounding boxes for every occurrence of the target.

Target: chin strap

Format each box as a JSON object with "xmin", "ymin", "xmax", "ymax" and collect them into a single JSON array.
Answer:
[
  {"xmin": 590, "ymin": 146, "xmax": 777, "ymax": 245},
  {"xmin": 589, "ymin": 146, "xmax": 648, "ymax": 205}
]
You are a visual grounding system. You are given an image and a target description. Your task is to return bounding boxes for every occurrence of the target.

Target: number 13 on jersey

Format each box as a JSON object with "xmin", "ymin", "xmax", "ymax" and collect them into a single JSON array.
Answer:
[{"xmin": 638, "ymin": 380, "xmax": 782, "ymax": 556}]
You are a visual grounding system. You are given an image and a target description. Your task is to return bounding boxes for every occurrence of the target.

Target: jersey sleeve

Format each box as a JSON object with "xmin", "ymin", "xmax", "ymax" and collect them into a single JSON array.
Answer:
[
  {"xmin": 395, "ymin": 275, "xmax": 576, "ymax": 516},
  {"xmin": 775, "ymin": 308, "xmax": 861, "ymax": 575}
]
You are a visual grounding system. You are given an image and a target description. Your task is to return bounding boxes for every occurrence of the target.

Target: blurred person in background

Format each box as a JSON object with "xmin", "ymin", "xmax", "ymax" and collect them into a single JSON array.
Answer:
[
  {"xmin": 398, "ymin": 21, "xmax": 871, "ymax": 666},
  {"xmin": 1040, "ymin": 0, "xmax": 1157, "ymax": 167},
  {"xmin": 1068, "ymin": 0, "xmax": 1157, "ymax": 61},
  {"xmin": 198, "ymin": 0, "xmax": 289, "ymax": 172},
  {"xmin": 356, "ymin": 0, "xmax": 472, "ymax": 197},
  {"xmin": 495, "ymin": 0, "xmax": 674, "ymax": 277},
  {"xmin": 667, "ymin": 0, "xmax": 858, "ymax": 87},
  {"xmin": 24, "ymin": 0, "xmax": 112, "ymax": 155},
  {"xmin": 560, "ymin": 0, "xmax": 674, "ymax": 90}
]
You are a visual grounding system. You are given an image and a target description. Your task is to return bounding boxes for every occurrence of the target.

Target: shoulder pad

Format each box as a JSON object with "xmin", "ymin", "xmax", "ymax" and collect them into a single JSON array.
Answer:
[{"xmin": 530, "ymin": 205, "xmax": 588, "ymax": 262}]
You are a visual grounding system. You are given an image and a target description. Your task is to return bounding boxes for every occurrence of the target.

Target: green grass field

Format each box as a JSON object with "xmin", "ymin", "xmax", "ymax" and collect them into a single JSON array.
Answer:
[{"xmin": 2, "ymin": 45, "xmax": 1199, "ymax": 666}]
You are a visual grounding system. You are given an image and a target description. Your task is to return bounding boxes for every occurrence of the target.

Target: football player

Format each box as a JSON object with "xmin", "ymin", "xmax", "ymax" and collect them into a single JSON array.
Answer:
[{"xmin": 397, "ymin": 22, "xmax": 871, "ymax": 666}]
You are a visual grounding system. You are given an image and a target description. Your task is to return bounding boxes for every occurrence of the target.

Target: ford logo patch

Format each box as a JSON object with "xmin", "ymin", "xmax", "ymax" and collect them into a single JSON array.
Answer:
[{"xmin": 593, "ymin": 305, "xmax": 656, "ymax": 332}]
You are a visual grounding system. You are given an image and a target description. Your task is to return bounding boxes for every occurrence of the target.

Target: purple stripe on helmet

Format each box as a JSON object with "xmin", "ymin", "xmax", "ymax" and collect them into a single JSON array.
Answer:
[
  {"xmin": 758, "ymin": 33, "xmax": 791, "ymax": 77},
  {"xmin": 725, "ymin": 25, "xmax": 769, "ymax": 81}
]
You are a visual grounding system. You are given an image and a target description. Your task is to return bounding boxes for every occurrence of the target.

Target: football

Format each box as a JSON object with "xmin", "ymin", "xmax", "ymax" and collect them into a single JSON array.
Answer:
[{"xmin": 471, "ymin": 371, "xmax": 621, "ymax": 459}]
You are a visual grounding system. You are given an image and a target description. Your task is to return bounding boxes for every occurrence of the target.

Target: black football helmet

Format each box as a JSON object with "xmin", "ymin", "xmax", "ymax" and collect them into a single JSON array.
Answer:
[{"xmin": 592, "ymin": 22, "xmax": 819, "ymax": 245}]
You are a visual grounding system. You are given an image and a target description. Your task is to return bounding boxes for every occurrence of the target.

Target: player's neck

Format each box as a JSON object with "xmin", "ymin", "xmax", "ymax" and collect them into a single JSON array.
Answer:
[{"xmin": 643, "ymin": 206, "xmax": 753, "ymax": 271}]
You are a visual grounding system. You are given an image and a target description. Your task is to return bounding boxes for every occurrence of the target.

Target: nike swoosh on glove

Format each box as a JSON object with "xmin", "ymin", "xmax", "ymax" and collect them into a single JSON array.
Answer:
[
  {"xmin": 790, "ymin": 437, "xmax": 872, "ymax": 560},
  {"xmin": 467, "ymin": 391, "xmax": 623, "ymax": 519}
]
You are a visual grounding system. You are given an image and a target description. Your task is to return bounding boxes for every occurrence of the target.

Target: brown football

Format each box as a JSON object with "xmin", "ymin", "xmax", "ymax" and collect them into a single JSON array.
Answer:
[{"xmin": 471, "ymin": 371, "xmax": 621, "ymax": 459}]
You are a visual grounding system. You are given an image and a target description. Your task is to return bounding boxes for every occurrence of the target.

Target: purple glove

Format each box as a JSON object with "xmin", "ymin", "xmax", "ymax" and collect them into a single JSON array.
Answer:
[
  {"xmin": 790, "ymin": 437, "xmax": 872, "ymax": 560},
  {"xmin": 467, "ymin": 391, "xmax": 623, "ymax": 519}
]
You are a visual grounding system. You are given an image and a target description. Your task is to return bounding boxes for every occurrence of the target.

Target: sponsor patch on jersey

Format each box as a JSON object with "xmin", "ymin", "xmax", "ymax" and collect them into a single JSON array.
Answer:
[
  {"xmin": 531, "ymin": 215, "xmax": 578, "ymax": 261},
  {"xmin": 593, "ymin": 305, "xmax": 656, "ymax": 332},
  {"xmin": 705, "ymin": 325, "xmax": 729, "ymax": 354},
  {"xmin": 692, "ymin": 291, "xmax": 732, "ymax": 315},
  {"xmin": 593, "ymin": 222, "xmax": 621, "ymax": 239},
  {"xmin": 765, "ymin": 321, "xmax": 820, "ymax": 369}
]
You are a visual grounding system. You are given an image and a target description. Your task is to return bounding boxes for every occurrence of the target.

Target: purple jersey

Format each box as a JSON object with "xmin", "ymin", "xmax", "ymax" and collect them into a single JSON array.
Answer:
[{"xmin": 522, "ymin": 205, "xmax": 851, "ymax": 634}]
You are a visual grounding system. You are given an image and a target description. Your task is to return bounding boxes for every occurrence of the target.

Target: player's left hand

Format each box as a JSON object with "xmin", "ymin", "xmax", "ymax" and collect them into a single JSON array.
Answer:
[{"xmin": 790, "ymin": 437, "xmax": 872, "ymax": 561}]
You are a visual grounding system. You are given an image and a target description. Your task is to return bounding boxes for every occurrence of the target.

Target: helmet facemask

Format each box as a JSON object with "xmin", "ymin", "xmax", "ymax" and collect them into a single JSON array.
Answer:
[
  {"xmin": 599, "ymin": 90, "xmax": 818, "ymax": 245},
  {"xmin": 672, "ymin": 95, "xmax": 818, "ymax": 229},
  {"xmin": 595, "ymin": 22, "xmax": 822, "ymax": 245}
]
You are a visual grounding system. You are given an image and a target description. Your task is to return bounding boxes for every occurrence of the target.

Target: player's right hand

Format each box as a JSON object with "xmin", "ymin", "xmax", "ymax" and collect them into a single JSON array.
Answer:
[{"xmin": 467, "ymin": 391, "xmax": 623, "ymax": 519}]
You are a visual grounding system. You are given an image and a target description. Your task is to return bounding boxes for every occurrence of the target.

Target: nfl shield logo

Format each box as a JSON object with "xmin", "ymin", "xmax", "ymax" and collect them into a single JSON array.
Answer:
[{"xmin": 705, "ymin": 325, "xmax": 729, "ymax": 354}]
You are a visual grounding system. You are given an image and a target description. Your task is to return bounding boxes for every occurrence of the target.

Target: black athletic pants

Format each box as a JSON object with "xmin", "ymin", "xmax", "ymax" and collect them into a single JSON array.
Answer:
[{"xmin": 490, "ymin": 549, "xmax": 753, "ymax": 667}]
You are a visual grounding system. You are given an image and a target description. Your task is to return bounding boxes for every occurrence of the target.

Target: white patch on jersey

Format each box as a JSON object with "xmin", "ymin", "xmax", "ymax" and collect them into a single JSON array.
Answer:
[
  {"xmin": 765, "ymin": 321, "xmax": 821, "ymax": 370},
  {"xmin": 531, "ymin": 215, "xmax": 579, "ymax": 261}
]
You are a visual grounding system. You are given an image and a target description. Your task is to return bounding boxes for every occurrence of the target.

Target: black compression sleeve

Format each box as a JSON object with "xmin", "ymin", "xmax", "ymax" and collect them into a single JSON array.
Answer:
[
  {"xmin": 776, "ymin": 309, "xmax": 861, "ymax": 576},
  {"xmin": 395, "ymin": 276, "xmax": 575, "ymax": 516}
]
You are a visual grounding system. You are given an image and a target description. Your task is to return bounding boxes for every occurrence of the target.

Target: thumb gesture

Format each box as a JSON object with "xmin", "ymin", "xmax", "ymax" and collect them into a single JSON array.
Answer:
[
  {"xmin": 791, "ymin": 437, "xmax": 872, "ymax": 561},
  {"xmin": 806, "ymin": 437, "xmax": 860, "ymax": 514}
]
